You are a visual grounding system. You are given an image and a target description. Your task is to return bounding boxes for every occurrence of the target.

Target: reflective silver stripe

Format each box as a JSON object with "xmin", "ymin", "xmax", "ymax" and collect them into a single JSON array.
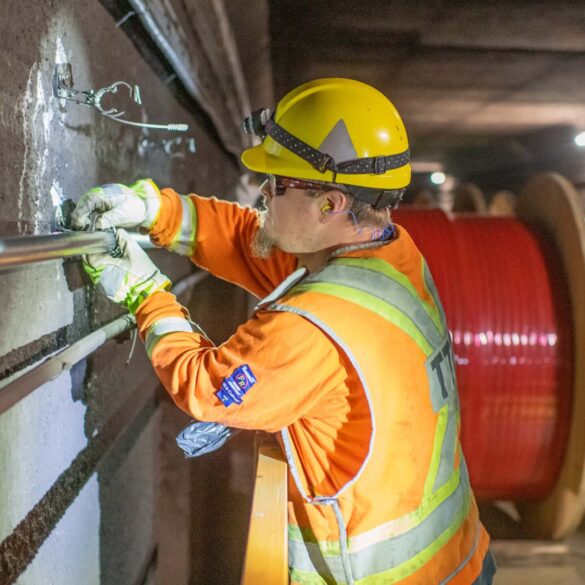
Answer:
[
  {"xmin": 335, "ymin": 257, "xmax": 444, "ymax": 334},
  {"xmin": 289, "ymin": 540, "xmax": 347, "ymax": 584},
  {"xmin": 423, "ymin": 261, "xmax": 447, "ymax": 324},
  {"xmin": 275, "ymin": 302, "xmax": 375, "ymax": 585},
  {"xmin": 169, "ymin": 195, "xmax": 197, "ymax": 256},
  {"xmin": 433, "ymin": 407, "xmax": 459, "ymax": 493},
  {"xmin": 255, "ymin": 267, "xmax": 308, "ymax": 310},
  {"xmin": 303, "ymin": 263, "xmax": 443, "ymax": 351},
  {"xmin": 438, "ymin": 514, "xmax": 481, "ymax": 585},
  {"xmin": 332, "ymin": 498, "xmax": 355, "ymax": 585},
  {"xmin": 288, "ymin": 504, "xmax": 353, "ymax": 585},
  {"xmin": 280, "ymin": 427, "xmax": 313, "ymax": 504},
  {"xmin": 145, "ymin": 317, "xmax": 194, "ymax": 357},
  {"xmin": 274, "ymin": 303, "xmax": 376, "ymax": 501},
  {"xmin": 288, "ymin": 464, "xmax": 471, "ymax": 581}
]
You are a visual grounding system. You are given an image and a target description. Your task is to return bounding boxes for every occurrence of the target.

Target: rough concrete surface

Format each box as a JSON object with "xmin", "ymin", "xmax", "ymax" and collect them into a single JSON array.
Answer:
[
  {"xmin": 0, "ymin": 372, "xmax": 96, "ymax": 548},
  {"xmin": 0, "ymin": 1, "xmax": 243, "ymax": 584}
]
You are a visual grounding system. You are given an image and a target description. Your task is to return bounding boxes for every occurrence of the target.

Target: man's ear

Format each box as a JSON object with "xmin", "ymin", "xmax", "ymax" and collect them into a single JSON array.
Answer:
[{"xmin": 322, "ymin": 189, "xmax": 348, "ymax": 213}]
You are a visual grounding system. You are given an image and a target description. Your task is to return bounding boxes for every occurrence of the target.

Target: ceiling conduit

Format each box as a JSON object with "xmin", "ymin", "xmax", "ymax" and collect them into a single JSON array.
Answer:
[{"xmin": 127, "ymin": 0, "xmax": 250, "ymax": 157}]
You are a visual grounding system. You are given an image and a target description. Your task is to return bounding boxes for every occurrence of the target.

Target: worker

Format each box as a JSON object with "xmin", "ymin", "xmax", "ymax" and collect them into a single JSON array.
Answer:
[{"xmin": 71, "ymin": 78, "xmax": 495, "ymax": 584}]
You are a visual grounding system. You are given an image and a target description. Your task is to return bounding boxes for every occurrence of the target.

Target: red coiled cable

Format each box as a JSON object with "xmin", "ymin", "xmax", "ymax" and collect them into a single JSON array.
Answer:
[{"xmin": 393, "ymin": 209, "xmax": 574, "ymax": 501}]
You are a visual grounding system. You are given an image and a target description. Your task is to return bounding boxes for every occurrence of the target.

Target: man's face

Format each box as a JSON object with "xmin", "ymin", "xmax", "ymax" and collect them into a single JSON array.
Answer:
[{"xmin": 252, "ymin": 176, "xmax": 323, "ymax": 258}]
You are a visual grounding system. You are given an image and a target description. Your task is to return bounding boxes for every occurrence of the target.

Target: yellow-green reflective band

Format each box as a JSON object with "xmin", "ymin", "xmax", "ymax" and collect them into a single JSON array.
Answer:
[
  {"xmin": 256, "ymin": 268, "xmax": 308, "ymax": 310},
  {"xmin": 170, "ymin": 195, "xmax": 197, "ymax": 256},
  {"xmin": 424, "ymin": 405, "xmax": 449, "ymax": 498},
  {"xmin": 335, "ymin": 257, "xmax": 444, "ymax": 335},
  {"xmin": 304, "ymin": 263, "xmax": 442, "ymax": 347},
  {"xmin": 288, "ymin": 466, "xmax": 471, "ymax": 583},
  {"xmin": 289, "ymin": 530, "xmax": 348, "ymax": 584},
  {"xmin": 289, "ymin": 567, "xmax": 332, "ymax": 585},
  {"xmin": 422, "ymin": 260, "xmax": 447, "ymax": 326},
  {"xmin": 291, "ymin": 282, "xmax": 433, "ymax": 357},
  {"xmin": 303, "ymin": 262, "xmax": 443, "ymax": 351},
  {"xmin": 432, "ymin": 404, "xmax": 459, "ymax": 493},
  {"xmin": 354, "ymin": 493, "xmax": 471, "ymax": 584},
  {"xmin": 289, "ymin": 525, "xmax": 339, "ymax": 554},
  {"xmin": 290, "ymin": 463, "xmax": 465, "ymax": 554}
]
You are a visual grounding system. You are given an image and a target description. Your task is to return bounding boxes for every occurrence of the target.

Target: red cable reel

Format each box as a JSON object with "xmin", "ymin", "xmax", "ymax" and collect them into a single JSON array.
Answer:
[{"xmin": 393, "ymin": 208, "xmax": 574, "ymax": 502}]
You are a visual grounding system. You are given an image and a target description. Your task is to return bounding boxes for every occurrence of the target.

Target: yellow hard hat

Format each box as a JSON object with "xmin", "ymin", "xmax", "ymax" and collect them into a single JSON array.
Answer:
[{"xmin": 241, "ymin": 78, "xmax": 410, "ymax": 191}]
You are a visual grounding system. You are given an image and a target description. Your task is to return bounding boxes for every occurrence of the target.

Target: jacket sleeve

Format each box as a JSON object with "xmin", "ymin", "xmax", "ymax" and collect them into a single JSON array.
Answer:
[
  {"xmin": 135, "ymin": 291, "xmax": 347, "ymax": 431},
  {"xmin": 149, "ymin": 188, "xmax": 298, "ymax": 299}
]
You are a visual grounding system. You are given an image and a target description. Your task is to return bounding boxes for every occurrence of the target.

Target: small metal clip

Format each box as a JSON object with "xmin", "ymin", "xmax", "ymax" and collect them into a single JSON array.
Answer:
[{"xmin": 53, "ymin": 64, "xmax": 189, "ymax": 132}]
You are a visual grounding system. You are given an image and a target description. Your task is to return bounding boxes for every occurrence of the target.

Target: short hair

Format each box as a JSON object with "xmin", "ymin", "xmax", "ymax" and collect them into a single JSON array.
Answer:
[{"xmin": 308, "ymin": 184, "xmax": 405, "ymax": 229}]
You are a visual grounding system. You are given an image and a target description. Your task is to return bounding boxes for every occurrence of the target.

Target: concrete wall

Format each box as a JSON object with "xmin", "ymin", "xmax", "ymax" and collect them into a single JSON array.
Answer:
[{"xmin": 0, "ymin": 1, "xmax": 244, "ymax": 584}]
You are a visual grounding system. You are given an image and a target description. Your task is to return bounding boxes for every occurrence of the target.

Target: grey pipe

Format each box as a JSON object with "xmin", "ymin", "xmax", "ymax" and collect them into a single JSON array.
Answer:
[
  {"xmin": 0, "ymin": 270, "xmax": 209, "ymax": 414},
  {"xmin": 128, "ymin": 0, "xmax": 208, "ymax": 105},
  {"xmin": 0, "ymin": 231, "xmax": 156, "ymax": 270},
  {"xmin": 127, "ymin": 0, "xmax": 241, "ymax": 156}
]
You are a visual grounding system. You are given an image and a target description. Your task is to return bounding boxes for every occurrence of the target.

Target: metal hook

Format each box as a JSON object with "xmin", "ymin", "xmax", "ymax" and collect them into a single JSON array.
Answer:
[{"xmin": 53, "ymin": 65, "xmax": 188, "ymax": 132}]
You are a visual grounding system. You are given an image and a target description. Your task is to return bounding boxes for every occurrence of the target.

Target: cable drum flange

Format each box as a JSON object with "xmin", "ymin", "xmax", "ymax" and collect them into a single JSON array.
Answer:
[{"xmin": 513, "ymin": 173, "xmax": 585, "ymax": 539}]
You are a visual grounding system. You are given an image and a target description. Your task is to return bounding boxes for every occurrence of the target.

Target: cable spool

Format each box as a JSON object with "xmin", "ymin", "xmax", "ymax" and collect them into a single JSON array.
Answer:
[
  {"xmin": 451, "ymin": 183, "xmax": 488, "ymax": 214},
  {"xmin": 411, "ymin": 189, "xmax": 437, "ymax": 209},
  {"xmin": 393, "ymin": 172, "xmax": 585, "ymax": 538},
  {"xmin": 488, "ymin": 190, "xmax": 516, "ymax": 217}
]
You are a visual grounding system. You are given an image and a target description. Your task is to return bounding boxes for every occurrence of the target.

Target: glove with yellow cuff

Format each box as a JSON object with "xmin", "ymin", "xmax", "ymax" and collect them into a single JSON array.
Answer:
[
  {"xmin": 84, "ymin": 228, "xmax": 170, "ymax": 314},
  {"xmin": 71, "ymin": 179, "xmax": 161, "ymax": 231}
]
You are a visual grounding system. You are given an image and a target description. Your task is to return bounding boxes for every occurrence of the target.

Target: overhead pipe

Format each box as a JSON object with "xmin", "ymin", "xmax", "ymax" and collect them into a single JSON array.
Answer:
[
  {"xmin": 0, "ymin": 270, "xmax": 209, "ymax": 415},
  {"xmin": 127, "ymin": 0, "xmax": 243, "ymax": 156},
  {"xmin": 0, "ymin": 231, "xmax": 154, "ymax": 270}
]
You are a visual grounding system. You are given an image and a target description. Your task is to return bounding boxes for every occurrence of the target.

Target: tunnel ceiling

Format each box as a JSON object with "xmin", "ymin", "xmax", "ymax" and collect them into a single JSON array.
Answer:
[{"xmin": 269, "ymin": 1, "xmax": 585, "ymax": 189}]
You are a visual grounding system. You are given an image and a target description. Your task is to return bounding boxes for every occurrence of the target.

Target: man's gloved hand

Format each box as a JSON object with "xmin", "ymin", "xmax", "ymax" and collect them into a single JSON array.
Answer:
[
  {"xmin": 71, "ymin": 179, "xmax": 161, "ymax": 231},
  {"xmin": 84, "ymin": 228, "xmax": 171, "ymax": 314}
]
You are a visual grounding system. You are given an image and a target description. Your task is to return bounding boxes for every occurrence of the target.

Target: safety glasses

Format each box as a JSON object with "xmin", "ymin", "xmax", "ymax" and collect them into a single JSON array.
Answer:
[{"xmin": 263, "ymin": 175, "xmax": 334, "ymax": 197}]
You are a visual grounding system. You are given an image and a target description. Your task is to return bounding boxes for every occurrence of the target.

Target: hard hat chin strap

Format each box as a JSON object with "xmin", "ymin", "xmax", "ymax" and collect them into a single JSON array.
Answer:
[{"xmin": 243, "ymin": 108, "xmax": 410, "ymax": 178}]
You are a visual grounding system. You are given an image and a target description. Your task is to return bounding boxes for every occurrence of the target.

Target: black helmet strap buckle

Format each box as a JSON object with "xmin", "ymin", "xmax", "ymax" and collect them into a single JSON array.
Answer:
[
  {"xmin": 243, "ymin": 108, "xmax": 271, "ymax": 138},
  {"xmin": 373, "ymin": 156, "xmax": 388, "ymax": 174}
]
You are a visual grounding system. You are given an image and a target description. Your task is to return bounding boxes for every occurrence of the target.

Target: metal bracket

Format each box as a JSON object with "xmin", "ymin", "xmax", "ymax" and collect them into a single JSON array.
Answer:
[{"xmin": 53, "ymin": 63, "xmax": 188, "ymax": 132}]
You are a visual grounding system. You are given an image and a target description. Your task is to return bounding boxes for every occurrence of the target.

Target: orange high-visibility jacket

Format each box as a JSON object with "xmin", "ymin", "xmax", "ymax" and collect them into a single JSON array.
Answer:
[{"xmin": 136, "ymin": 189, "xmax": 490, "ymax": 584}]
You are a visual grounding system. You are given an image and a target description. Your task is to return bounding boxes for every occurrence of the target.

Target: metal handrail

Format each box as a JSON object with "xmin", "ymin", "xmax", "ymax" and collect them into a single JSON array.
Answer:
[
  {"xmin": 0, "ymin": 270, "xmax": 208, "ymax": 414},
  {"xmin": 0, "ymin": 231, "xmax": 155, "ymax": 270}
]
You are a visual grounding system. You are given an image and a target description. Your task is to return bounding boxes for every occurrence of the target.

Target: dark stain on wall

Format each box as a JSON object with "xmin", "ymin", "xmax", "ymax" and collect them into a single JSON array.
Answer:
[{"xmin": 0, "ymin": 382, "xmax": 158, "ymax": 585}]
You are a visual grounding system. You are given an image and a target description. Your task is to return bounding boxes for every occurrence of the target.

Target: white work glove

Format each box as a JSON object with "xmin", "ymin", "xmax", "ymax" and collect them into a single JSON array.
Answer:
[
  {"xmin": 71, "ymin": 179, "xmax": 161, "ymax": 231},
  {"xmin": 84, "ymin": 228, "xmax": 171, "ymax": 314}
]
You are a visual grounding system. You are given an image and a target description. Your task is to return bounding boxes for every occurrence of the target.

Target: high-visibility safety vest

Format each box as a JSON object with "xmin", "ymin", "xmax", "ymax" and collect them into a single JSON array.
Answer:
[{"xmin": 258, "ymin": 255, "xmax": 489, "ymax": 584}]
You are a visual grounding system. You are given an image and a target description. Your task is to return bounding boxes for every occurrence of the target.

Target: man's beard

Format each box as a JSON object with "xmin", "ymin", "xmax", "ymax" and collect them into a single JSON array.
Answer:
[{"xmin": 251, "ymin": 207, "xmax": 278, "ymax": 258}]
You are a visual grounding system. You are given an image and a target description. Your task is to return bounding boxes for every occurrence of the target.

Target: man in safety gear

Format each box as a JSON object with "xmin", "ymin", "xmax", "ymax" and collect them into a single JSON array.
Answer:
[{"xmin": 72, "ymin": 78, "xmax": 495, "ymax": 584}]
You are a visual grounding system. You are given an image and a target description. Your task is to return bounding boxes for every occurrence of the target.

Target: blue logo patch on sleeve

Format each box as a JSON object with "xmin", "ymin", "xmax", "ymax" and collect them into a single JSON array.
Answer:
[{"xmin": 216, "ymin": 365, "xmax": 257, "ymax": 407}]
